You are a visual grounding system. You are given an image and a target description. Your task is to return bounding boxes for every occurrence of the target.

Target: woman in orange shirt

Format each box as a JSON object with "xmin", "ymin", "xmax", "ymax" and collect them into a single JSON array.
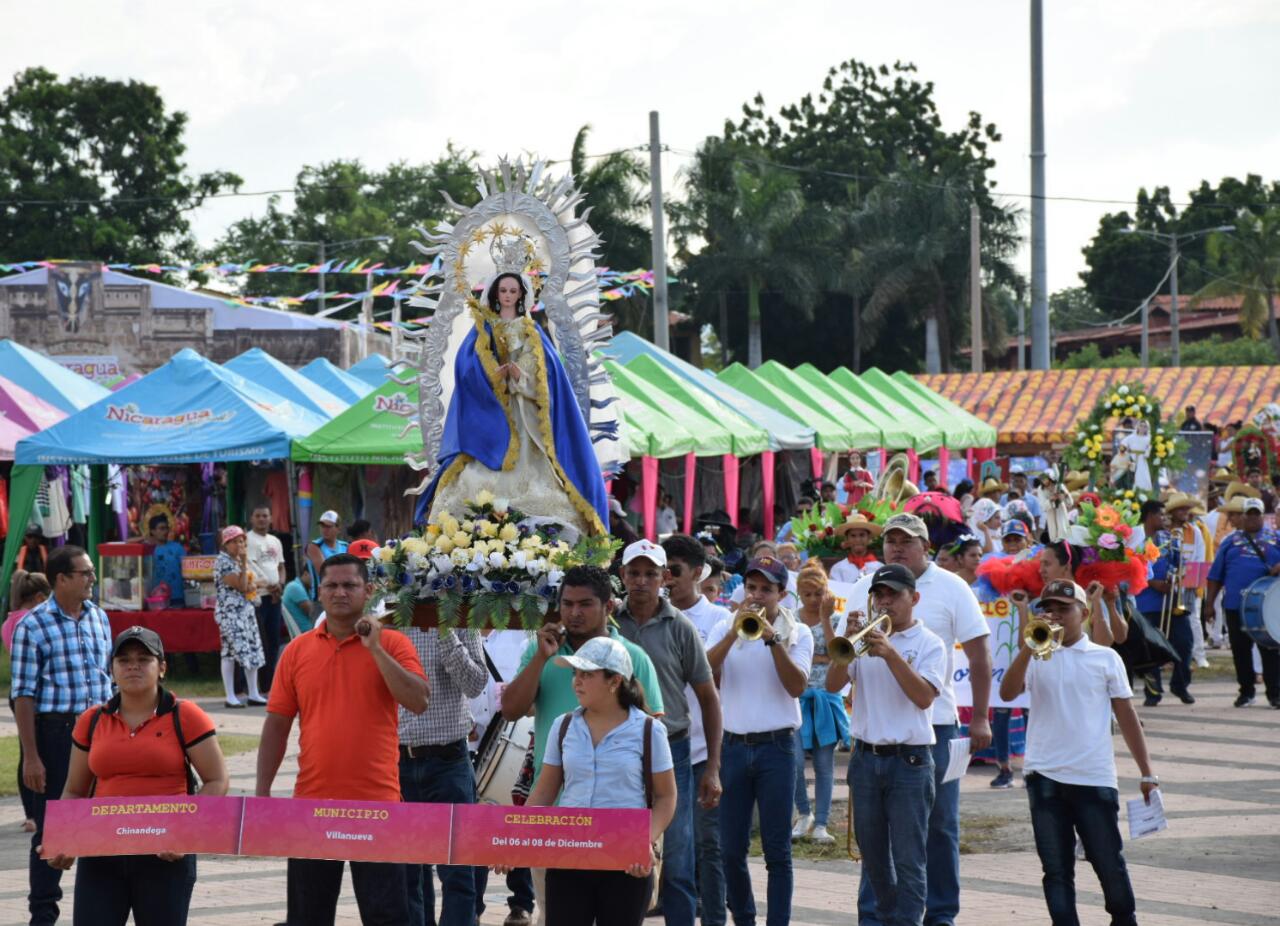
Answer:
[{"xmin": 43, "ymin": 626, "xmax": 228, "ymax": 926}]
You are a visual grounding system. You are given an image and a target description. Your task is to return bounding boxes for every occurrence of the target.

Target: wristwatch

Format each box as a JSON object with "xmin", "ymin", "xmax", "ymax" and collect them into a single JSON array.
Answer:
[
  {"xmin": 764, "ymin": 638, "xmax": 778, "ymax": 648},
  {"xmin": 1140, "ymin": 775, "xmax": 1159, "ymax": 785}
]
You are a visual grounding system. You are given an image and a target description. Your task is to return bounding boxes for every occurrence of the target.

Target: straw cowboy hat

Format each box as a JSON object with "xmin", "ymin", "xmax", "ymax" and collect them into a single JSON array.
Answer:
[
  {"xmin": 978, "ymin": 477, "xmax": 1007, "ymax": 497},
  {"xmin": 1210, "ymin": 467, "xmax": 1234, "ymax": 485},
  {"xmin": 1224, "ymin": 481, "xmax": 1262, "ymax": 502},
  {"xmin": 834, "ymin": 513, "xmax": 882, "ymax": 537},
  {"xmin": 1062, "ymin": 470, "xmax": 1090, "ymax": 492},
  {"xmin": 1219, "ymin": 495, "xmax": 1249, "ymax": 514},
  {"xmin": 1165, "ymin": 492, "xmax": 1206, "ymax": 516}
]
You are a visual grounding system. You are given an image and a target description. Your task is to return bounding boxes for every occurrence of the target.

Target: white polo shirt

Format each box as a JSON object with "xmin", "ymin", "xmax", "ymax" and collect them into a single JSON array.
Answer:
[
  {"xmin": 847, "ymin": 563, "xmax": 988, "ymax": 725},
  {"xmin": 1023, "ymin": 636, "xmax": 1133, "ymax": 789},
  {"xmin": 848, "ymin": 621, "xmax": 946, "ymax": 746},
  {"xmin": 707, "ymin": 610, "xmax": 814, "ymax": 734},
  {"xmin": 679, "ymin": 597, "xmax": 732, "ymax": 765}
]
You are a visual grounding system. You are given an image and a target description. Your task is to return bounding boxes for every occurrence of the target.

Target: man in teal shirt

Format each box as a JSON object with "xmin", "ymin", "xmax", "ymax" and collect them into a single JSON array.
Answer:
[{"xmin": 501, "ymin": 564, "xmax": 664, "ymax": 779}]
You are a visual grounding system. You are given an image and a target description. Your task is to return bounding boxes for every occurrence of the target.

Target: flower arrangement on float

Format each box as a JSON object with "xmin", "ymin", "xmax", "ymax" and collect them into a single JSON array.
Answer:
[
  {"xmin": 371, "ymin": 489, "xmax": 619, "ymax": 630},
  {"xmin": 1062, "ymin": 381, "xmax": 1185, "ymax": 482},
  {"xmin": 1064, "ymin": 500, "xmax": 1155, "ymax": 595},
  {"xmin": 789, "ymin": 502, "xmax": 850, "ymax": 558}
]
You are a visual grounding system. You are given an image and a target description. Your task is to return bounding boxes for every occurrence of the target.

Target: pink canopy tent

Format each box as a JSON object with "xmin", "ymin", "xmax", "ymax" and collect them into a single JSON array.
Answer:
[
  {"xmin": 0, "ymin": 415, "xmax": 34, "ymax": 461},
  {"xmin": 0, "ymin": 373, "xmax": 66, "ymax": 433}
]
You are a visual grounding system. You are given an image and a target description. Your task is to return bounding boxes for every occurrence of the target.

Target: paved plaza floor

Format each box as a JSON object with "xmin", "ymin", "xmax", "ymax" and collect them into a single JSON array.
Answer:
[{"xmin": 0, "ymin": 670, "xmax": 1277, "ymax": 924}]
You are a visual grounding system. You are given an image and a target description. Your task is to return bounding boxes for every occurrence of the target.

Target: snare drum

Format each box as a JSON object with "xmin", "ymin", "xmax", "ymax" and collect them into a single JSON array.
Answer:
[
  {"xmin": 474, "ymin": 715, "xmax": 534, "ymax": 805},
  {"xmin": 1241, "ymin": 576, "xmax": 1280, "ymax": 650}
]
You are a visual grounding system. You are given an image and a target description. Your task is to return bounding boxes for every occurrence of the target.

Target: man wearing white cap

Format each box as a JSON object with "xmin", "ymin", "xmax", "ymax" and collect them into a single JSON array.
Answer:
[
  {"xmin": 616, "ymin": 539, "xmax": 722, "ymax": 926},
  {"xmin": 844, "ymin": 512, "xmax": 990, "ymax": 926},
  {"xmin": 1205, "ymin": 497, "xmax": 1280, "ymax": 708},
  {"xmin": 304, "ymin": 510, "xmax": 349, "ymax": 595}
]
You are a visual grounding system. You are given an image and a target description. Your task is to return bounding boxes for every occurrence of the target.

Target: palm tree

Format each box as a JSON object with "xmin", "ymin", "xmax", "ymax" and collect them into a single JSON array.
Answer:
[
  {"xmin": 844, "ymin": 166, "xmax": 972, "ymax": 373},
  {"xmin": 670, "ymin": 139, "xmax": 833, "ymax": 367},
  {"xmin": 1194, "ymin": 207, "xmax": 1280, "ymax": 359}
]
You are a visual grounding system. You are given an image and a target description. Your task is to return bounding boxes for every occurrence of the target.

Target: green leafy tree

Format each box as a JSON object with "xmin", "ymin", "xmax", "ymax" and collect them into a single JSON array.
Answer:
[
  {"xmin": 1193, "ymin": 208, "xmax": 1280, "ymax": 358},
  {"xmin": 212, "ymin": 150, "xmax": 480, "ymax": 316},
  {"xmin": 670, "ymin": 139, "xmax": 835, "ymax": 368},
  {"xmin": 1080, "ymin": 176, "xmax": 1280, "ymax": 316},
  {"xmin": 0, "ymin": 67, "xmax": 241, "ymax": 263}
]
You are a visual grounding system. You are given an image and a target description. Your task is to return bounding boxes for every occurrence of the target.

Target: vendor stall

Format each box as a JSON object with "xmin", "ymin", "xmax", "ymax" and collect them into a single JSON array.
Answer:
[
  {"xmin": 298, "ymin": 356, "xmax": 374, "ymax": 404},
  {"xmin": 224, "ymin": 347, "xmax": 349, "ymax": 419},
  {"xmin": 3, "ymin": 348, "xmax": 325, "ymax": 649}
]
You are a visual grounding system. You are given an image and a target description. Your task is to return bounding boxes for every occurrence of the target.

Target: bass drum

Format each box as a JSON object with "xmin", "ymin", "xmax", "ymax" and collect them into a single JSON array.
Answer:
[
  {"xmin": 474, "ymin": 715, "xmax": 534, "ymax": 805},
  {"xmin": 1242, "ymin": 576, "xmax": 1280, "ymax": 650}
]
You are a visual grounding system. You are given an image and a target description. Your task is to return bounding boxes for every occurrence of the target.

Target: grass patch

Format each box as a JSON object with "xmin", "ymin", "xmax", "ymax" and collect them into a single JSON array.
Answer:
[
  {"xmin": 218, "ymin": 733, "xmax": 260, "ymax": 758},
  {"xmin": 958, "ymin": 813, "xmax": 1008, "ymax": 855}
]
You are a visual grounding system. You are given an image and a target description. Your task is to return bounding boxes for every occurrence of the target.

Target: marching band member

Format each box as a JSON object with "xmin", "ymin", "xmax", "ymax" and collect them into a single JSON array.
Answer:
[
  {"xmin": 706, "ymin": 556, "xmax": 814, "ymax": 926},
  {"xmin": 1000, "ymin": 580, "xmax": 1158, "ymax": 926},
  {"xmin": 825, "ymin": 564, "xmax": 945, "ymax": 926},
  {"xmin": 844, "ymin": 513, "xmax": 990, "ymax": 926},
  {"xmin": 1133, "ymin": 502, "xmax": 1192, "ymax": 706}
]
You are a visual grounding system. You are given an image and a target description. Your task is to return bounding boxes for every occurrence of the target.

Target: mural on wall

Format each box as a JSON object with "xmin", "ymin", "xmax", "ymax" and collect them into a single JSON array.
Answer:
[{"xmin": 50, "ymin": 264, "xmax": 100, "ymax": 332}]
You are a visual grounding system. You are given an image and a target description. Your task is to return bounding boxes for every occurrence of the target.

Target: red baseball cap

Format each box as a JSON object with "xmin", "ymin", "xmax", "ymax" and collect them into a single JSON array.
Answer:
[{"xmin": 348, "ymin": 539, "xmax": 379, "ymax": 560}]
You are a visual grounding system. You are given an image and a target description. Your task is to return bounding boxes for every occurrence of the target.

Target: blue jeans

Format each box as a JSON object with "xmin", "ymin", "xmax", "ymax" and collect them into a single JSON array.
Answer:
[
  {"xmin": 849, "ymin": 744, "xmax": 935, "ymax": 926},
  {"xmin": 992, "ymin": 709, "xmax": 1012, "ymax": 766},
  {"xmin": 287, "ymin": 857, "xmax": 408, "ymax": 925},
  {"xmin": 1025, "ymin": 773, "xmax": 1137, "ymax": 926},
  {"xmin": 792, "ymin": 732, "xmax": 836, "ymax": 827},
  {"xmin": 30, "ymin": 713, "xmax": 74, "ymax": 926},
  {"xmin": 720, "ymin": 732, "xmax": 795, "ymax": 926},
  {"xmin": 859, "ymin": 723, "xmax": 961, "ymax": 926},
  {"xmin": 255, "ymin": 597, "xmax": 283, "ymax": 691},
  {"xmin": 661, "ymin": 735, "xmax": 698, "ymax": 926},
  {"xmin": 74, "ymin": 854, "xmax": 196, "ymax": 925},
  {"xmin": 692, "ymin": 759, "xmax": 726, "ymax": 926},
  {"xmin": 399, "ymin": 746, "xmax": 478, "ymax": 926}
]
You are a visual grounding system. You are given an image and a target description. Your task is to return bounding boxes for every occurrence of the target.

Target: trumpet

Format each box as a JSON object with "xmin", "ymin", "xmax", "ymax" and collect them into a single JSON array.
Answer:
[
  {"xmin": 734, "ymin": 604, "xmax": 769, "ymax": 642},
  {"xmin": 829, "ymin": 609, "xmax": 894, "ymax": 664},
  {"xmin": 1024, "ymin": 615, "xmax": 1065, "ymax": 660}
]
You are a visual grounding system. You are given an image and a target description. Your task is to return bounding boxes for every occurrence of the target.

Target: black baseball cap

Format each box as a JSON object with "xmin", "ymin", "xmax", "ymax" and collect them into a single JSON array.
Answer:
[
  {"xmin": 869, "ymin": 563, "xmax": 917, "ymax": 593},
  {"xmin": 112, "ymin": 626, "xmax": 164, "ymax": 660}
]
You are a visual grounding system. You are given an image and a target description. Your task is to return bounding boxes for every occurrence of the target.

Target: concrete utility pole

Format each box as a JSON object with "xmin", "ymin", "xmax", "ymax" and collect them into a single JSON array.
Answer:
[
  {"xmin": 1029, "ymin": 0, "xmax": 1050, "ymax": 369},
  {"xmin": 969, "ymin": 202, "xmax": 983, "ymax": 372},
  {"xmin": 1140, "ymin": 298, "xmax": 1149, "ymax": 366},
  {"xmin": 1017, "ymin": 301, "xmax": 1026, "ymax": 370},
  {"xmin": 649, "ymin": 111, "xmax": 670, "ymax": 350}
]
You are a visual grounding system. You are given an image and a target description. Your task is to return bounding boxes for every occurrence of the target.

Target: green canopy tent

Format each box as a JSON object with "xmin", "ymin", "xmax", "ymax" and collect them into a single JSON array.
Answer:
[
  {"xmin": 719, "ymin": 363, "xmax": 868, "ymax": 453},
  {"xmin": 793, "ymin": 364, "xmax": 928, "ymax": 451},
  {"xmin": 292, "ymin": 380, "xmax": 423, "ymax": 465},
  {"xmin": 623, "ymin": 354, "xmax": 781, "ymax": 536},
  {"xmin": 888, "ymin": 370, "xmax": 997, "ymax": 448}
]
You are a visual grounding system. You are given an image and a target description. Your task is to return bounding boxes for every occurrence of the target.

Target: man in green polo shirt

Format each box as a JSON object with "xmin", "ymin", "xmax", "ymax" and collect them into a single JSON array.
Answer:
[{"xmin": 500, "ymin": 564, "xmax": 664, "ymax": 780}]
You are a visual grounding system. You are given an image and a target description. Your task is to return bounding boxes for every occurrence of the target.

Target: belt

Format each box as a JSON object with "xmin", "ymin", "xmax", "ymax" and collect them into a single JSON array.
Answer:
[
  {"xmin": 725, "ymin": 728, "xmax": 793, "ymax": 745},
  {"xmin": 854, "ymin": 740, "xmax": 923, "ymax": 757},
  {"xmin": 35, "ymin": 712, "xmax": 77, "ymax": 721},
  {"xmin": 399, "ymin": 739, "xmax": 468, "ymax": 761},
  {"xmin": 667, "ymin": 729, "xmax": 689, "ymax": 743}
]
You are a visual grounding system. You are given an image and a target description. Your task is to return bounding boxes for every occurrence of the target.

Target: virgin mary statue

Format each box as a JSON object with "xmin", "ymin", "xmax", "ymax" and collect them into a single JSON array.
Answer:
[{"xmin": 414, "ymin": 258, "xmax": 608, "ymax": 535}]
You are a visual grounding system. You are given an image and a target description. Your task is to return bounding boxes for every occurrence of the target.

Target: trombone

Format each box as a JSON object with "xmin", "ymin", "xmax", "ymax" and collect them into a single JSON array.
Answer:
[
  {"xmin": 829, "ymin": 609, "xmax": 894, "ymax": 664},
  {"xmin": 1158, "ymin": 536, "xmax": 1188, "ymax": 637},
  {"xmin": 734, "ymin": 604, "xmax": 769, "ymax": 642},
  {"xmin": 1024, "ymin": 615, "xmax": 1065, "ymax": 660}
]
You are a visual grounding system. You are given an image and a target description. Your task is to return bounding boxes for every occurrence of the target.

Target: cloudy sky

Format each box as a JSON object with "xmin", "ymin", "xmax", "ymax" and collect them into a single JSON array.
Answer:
[{"xmin": 7, "ymin": 0, "xmax": 1278, "ymax": 296}]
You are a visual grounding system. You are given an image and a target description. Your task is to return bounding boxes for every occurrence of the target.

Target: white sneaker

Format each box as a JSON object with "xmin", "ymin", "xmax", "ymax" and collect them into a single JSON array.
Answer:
[
  {"xmin": 1196, "ymin": 657, "xmax": 1210, "ymax": 669},
  {"xmin": 810, "ymin": 825, "xmax": 835, "ymax": 844},
  {"xmin": 791, "ymin": 814, "xmax": 814, "ymax": 840}
]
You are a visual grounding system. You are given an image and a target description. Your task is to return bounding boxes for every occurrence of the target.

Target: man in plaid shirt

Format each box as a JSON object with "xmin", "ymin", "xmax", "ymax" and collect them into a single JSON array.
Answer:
[
  {"xmin": 11, "ymin": 545, "xmax": 112, "ymax": 925},
  {"xmin": 398, "ymin": 625, "xmax": 488, "ymax": 926}
]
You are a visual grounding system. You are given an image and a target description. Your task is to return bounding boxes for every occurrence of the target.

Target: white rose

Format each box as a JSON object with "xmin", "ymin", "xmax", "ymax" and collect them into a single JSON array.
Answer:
[
  {"xmin": 526, "ymin": 557, "xmax": 546, "ymax": 577},
  {"xmin": 512, "ymin": 550, "xmax": 528, "ymax": 570},
  {"xmin": 467, "ymin": 550, "xmax": 487, "ymax": 572},
  {"xmin": 1118, "ymin": 385, "xmax": 1129, "ymax": 395},
  {"xmin": 493, "ymin": 497, "xmax": 511, "ymax": 514},
  {"xmin": 546, "ymin": 567, "xmax": 565, "ymax": 587},
  {"xmin": 488, "ymin": 551, "xmax": 508, "ymax": 569},
  {"xmin": 431, "ymin": 554, "xmax": 453, "ymax": 574},
  {"xmin": 451, "ymin": 548, "xmax": 472, "ymax": 568}
]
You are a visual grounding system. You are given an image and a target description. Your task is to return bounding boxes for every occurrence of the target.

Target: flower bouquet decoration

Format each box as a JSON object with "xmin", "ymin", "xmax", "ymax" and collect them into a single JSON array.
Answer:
[
  {"xmin": 371, "ymin": 490, "xmax": 619, "ymax": 631},
  {"xmin": 1063, "ymin": 381, "xmax": 1186, "ymax": 485},
  {"xmin": 789, "ymin": 502, "xmax": 849, "ymax": 558},
  {"xmin": 1066, "ymin": 500, "xmax": 1153, "ymax": 595}
]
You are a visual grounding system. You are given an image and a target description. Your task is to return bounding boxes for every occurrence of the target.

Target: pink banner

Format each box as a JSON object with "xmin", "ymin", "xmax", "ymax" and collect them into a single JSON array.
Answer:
[
  {"xmin": 762, "ymin": 450, "xmax": 776, "ymax": 540},
  {"xmin": 239, "ymin": 797, "xmax": 452, "ymax": 864},
  {"xmin": 41, "ymin": 795, "xmax": 242, "ymax": 859},
  {"xmin": 722, "ymin": 454, "xmax": 740, "ymax": 528},
  {"xmin": 641, "ymin": 455, "xmax": 659, "ymax": 540},
  {"xmin": 451, "ymin": 804, "xmax": 650, "ymax": 871},
  {"xmin": 683, "ymin": 453, "xmax": 697, "ymax": 534}
]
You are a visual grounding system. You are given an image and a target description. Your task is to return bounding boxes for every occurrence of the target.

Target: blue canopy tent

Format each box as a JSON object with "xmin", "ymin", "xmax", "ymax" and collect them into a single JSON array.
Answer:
[
  {"xmin": 0, "ymin": 339, "xmax": 110, "ymax": 414},
  {"xmin": 2, "ymin": 349, "xmax": 327, "ymax": 605},
  {"xmin": 298, "ymin": 357, "xmax": 373, "ymax": 404},
  {"xmin": 346, "ymin": 353, "xmax": 395, "ymax": 388},
  {"xmin": 224, "ymin": 347, "xmax": 349, "ymax": 419}
]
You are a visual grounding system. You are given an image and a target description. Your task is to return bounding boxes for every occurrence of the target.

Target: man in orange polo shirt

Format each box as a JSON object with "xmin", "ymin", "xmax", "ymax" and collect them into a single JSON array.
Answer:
[{"xmin": 256, "ymin": 553, "xmax": 429, "ymax": 926}]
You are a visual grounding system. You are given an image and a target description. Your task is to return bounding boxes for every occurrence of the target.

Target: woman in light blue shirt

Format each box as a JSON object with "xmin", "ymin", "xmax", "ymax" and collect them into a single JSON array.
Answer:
[{"xmin": 524, "ymin": 636, "xmax": 677, "ymax": 926}]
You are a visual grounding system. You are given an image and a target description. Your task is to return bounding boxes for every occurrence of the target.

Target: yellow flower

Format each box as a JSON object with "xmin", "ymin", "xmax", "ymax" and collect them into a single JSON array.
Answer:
[
  {"xmin": 400, "ymin": 538, "xmax": 431, "ymax": 556},
  {"xmin": 520, "ymin": 536, "xmax": 542, "ymax": 551},
  {"xmin": 1125, "ymin": 490, "xmax": 1135, "ymax": 498},
  {"xmin": 499, "ymin": 523, "xmax": 519, "ymax": 543},
  {"xmin": 425, "ymin": 524, "xmax": 440, "ymax": 538},
  {"xmin": 378, "ymin": 546, "xmax": 396, "ymax": 563},
  {"xmin": 461, "ymin": 520, "xmax": 475, "ymax": 534},
  {"xmin": 452, "ymin": 532, "xmax": 472, "ymax": 549},
  {"xmin": 474, "ymin": 489, "xmax": 495, "ymax": 507},
  {"xmin": 441, "ymin": 515, "xmax": 459, "ymax": 537},
  {"xmin": 488, "ymin": 538, "xmax": 506, "ymax": 554},
  {"xmin": 435, "ymin": 535, "xmax": 455, "ymax": 554},
  {"xmin": 478, "ymin": 520, "xmax": 498, "ymax": 538},
  {"xmin": 1087, "ymin": 450, "xmax": 1098, "ymax": 460}
]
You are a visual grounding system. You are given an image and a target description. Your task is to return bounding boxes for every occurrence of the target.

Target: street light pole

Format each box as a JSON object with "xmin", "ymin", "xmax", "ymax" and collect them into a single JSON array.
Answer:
[{"xmin": 1168, "ymin": 234, "xmax": 1180, "ymax": 366}]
